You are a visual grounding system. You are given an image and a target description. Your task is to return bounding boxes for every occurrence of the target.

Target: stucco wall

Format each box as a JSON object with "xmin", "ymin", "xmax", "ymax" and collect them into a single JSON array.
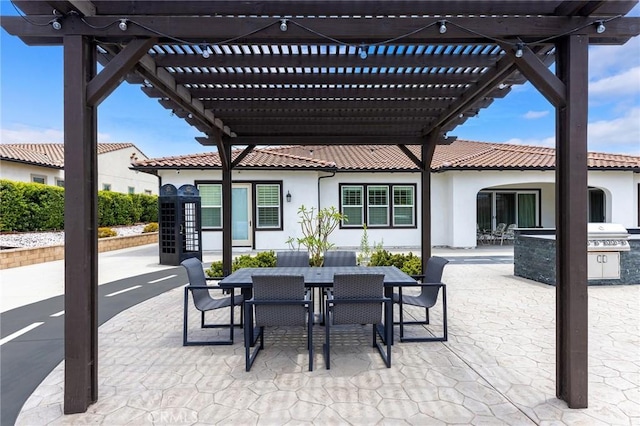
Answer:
[
  {"xmin": 99, "ymin": 147, "xmax": 159, "ymax": 194},
  {"xmin": 157, "ymin": 168, "xmax": 639, "ymax": 251},
  {"xmin": 0, "ymin": 161, "xmax": 64, "ymax": 185}
]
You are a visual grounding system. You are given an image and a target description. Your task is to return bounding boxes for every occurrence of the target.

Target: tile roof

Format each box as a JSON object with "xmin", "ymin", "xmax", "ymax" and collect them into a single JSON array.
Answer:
[
  {"xmin": 0, "ymin": 143, "xmax": 140, "ymax": 168},
  {"xmin": 132, "ymin": 140, "xmax": 640, "ymax": 172}
]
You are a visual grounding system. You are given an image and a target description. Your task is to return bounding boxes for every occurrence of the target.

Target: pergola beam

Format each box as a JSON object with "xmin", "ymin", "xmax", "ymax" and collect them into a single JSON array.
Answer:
[
  {"xmin": 86, "ymin": 38, "xmax": 157, "ymax": 106},
  {"xmin": 4, "ymin": 15, "xmax": 639, "ymax": 44}
]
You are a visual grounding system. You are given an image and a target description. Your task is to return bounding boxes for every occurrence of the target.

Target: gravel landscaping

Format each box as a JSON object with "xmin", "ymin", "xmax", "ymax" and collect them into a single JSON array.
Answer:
[{"xmin": 0, "ymin": 225, "xmax": 147, "ymax": 248}]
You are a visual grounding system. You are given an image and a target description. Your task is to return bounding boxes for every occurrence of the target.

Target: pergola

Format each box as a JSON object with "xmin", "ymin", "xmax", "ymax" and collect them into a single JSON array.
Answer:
[{"xmin": 3, "ymin": 0, "xmax": 639, "ymax": 415}]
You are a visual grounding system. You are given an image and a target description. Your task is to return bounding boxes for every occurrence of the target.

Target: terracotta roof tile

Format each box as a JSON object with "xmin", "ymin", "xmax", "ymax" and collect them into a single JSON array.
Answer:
[
  {"xmin": 130, "ymin": 140, "xmax": 640, "ymax": 172},
  {"xmin": 0, "ymin": 143, "xmax": 140, "ymax": 168}
]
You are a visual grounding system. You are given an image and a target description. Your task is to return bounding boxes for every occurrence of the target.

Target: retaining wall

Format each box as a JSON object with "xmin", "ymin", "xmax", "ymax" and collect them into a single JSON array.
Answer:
[{"xmin": 0, "ymin": 233, "xmax": 158, "ymax": 270}]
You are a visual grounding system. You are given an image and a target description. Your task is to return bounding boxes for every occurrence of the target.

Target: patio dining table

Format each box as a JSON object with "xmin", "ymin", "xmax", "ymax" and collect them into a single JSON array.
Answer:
[{"xmin": 219, "ymin": 265, "xmax": 418, "ymax": 344}]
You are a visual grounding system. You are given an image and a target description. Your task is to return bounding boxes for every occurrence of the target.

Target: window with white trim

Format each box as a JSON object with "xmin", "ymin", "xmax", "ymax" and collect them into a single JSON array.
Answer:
[
  {"xmin": 128, "ymin": 186, "xmax": 135, "ymax": 194},
  {"xmin": 341, "ymin": 185, "xmax": 364, "ymax": 226},
  {"xmin": 341, "ymin": 183, "xmax": 416, "ymax": 228},
  {"xmin": 198, "ymin": 184, "xmax": 222, "ymax": 228},
  {"xmin": 368, "ymin": 185, "xmax": 389, "ymax": 226},
  {"xmin": 102, "ymin": 183, "xmax": 111, "ymax": 191},
  {"xmin": 256, "ymin": 184, "xmax": 281, "ymax": 228},
  {"xmin": 393, "ymin": 185, "xmax": 415, "ymax": 226},
  {"xmin": 55, "ymin": 179, "xmax": 65, "ymax": 187}
]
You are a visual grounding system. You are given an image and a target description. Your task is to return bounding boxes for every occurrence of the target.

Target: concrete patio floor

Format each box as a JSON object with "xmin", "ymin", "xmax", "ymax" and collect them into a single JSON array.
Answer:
[{"xmin": 16, "ymin": 263, "xmax": 639, "ymax": 425}]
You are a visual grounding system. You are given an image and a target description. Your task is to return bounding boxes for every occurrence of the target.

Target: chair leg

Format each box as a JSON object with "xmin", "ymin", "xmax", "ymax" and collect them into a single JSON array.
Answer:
[
  {"xmin": 324, "ymin": 301, "xmax": 331, "ymax": 370},
  {"xmin": 183, "ymin": 287, "xmax": 233, "ymax": 346},
  {"xmin": 307, "ymin": 304, "xmax": 314, "ymax": 371}
]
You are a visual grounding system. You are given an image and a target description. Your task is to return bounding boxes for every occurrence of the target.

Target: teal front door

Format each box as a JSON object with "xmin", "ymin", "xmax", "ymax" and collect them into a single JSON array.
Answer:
[{"xmin": 232, "ymin": 184, "xmax": 252, "ymax": 246}]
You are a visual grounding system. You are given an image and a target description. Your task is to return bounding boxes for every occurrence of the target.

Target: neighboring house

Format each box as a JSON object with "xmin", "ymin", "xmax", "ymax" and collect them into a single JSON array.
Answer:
[
  {"xmin": 132, "ymin": 140, "xmax": 640, "ymax": 250},
  {"xmin": 0, "ymin": 143, "xmax": 158, "ymax": 195}
]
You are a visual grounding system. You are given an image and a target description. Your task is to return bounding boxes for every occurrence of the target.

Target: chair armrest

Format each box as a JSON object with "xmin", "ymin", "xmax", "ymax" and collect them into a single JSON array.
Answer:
[
  {"xmin": 186, "ymin": 284, "xmax": 224, "ymax": 290},
  {"xmin": 245, "ymin": 298, "xmax": 312, "ymax": 307},
  {"xmin": 328, "ymin": 296, "xmax": 391, "ymax": 305}
]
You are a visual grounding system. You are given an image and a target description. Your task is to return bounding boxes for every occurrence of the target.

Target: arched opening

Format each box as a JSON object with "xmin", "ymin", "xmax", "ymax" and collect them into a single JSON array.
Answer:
[{"xmin": 588, "ymin": 187, "xmax": 606, "ymax": 223}]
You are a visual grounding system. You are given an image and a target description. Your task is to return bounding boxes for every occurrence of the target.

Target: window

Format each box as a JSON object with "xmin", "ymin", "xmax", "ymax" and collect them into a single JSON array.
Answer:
[
  {"xmin": 102, "ymin": 183, "xmax": 111, "ymax": 191},
  {"xmin": 368, "ymin": 186, "xmax": 389, "ymax": 226},
  {"xmin": 198, "ymin": 184, "xmax": 222, "ymax": 228},
  {"xmin": 477, "ymin": 190, "xmax": 540, "ymax": 230},
  {"xmin": 256, "ymin": 184, "xmax": 281, "ymax": 228},
  {"xmin": 31, "ymin": 175, "xmax": 46, "ymax": 184},
  {"xmin": 341, "ymin": 185, "xmax": 364, "ymax": 226},
  {"xmin": 55, "ymin": 179, "xmax": 65, "ymax": 187},
  {"xmin": 128, "ymin": 186, "xmax": 135, "ymax": 194},
  {"xmin": 393, "ymin": 186, "xmax": 415, "ymax": 226},
  {"xmin": 341, "ymin": 184, "xmax": 415, "ymax": 228},
  {"xmin": 144, "ymin": 189, "xmax": 152, "ymax": 195}
]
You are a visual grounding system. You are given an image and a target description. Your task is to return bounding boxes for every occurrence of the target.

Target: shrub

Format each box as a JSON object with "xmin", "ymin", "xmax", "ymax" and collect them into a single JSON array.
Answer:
[
  {"xmin": 206, "ymin": 251, "xmax": 276, "ymax": 278},
  {"xmin": 142, "ymin": 222, "xmax": 158, "ymax": 233},
  {"xmin": 97, "ymin": 227, "xmax": 117, "ymax": 238},
  {"xmin": 369, "ymin": 248, "xmax": 423, "ymax": 275},
  {"xmin": 0, "ymin": 179, "xmax": 158, "ymax": 232}
]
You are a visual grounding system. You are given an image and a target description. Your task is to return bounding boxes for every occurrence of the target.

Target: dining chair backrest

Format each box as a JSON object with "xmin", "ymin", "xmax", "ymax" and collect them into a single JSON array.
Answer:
[
  {"xmin": 181, "ymin": 257, "xmax": 213, "ymax": 311},
  {"xmin": 423, "ymin": 256, "xmax": 449, "ymax": 284},
  {"xmin": 323, "ymin": 251, "xmax": 357, "ymax": 267},
  {"xmin": 276, "ymin": 251, "xmax": 309, "ymax": 267},
  {"xmin": 331, "ymin": 273, "xmax": 384, "ymax": 325},
  {"xmin": 251, "ymin": 274, "xmax": 306, "ymax": 326}
]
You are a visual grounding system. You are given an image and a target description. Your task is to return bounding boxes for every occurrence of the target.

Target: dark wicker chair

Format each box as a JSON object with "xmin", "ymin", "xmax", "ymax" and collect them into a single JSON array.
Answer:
[
  {"xmin": 393, "ymin": 256, "xmax": 449, "ymax": 342},
  {"xmin": 245, "ymin": 274, "xmax": 313, "ymax": 371},
  {"xmin": 276, "ymin": 251, "xmax": 310, "ymax": 267},
  {"xmin": 323, "ymin": 251, "xmax": 357, "ymax": 266},
  {"xmin": 324, "ymin": 273, "xmax": 391, "ymax": 369},
  {"xmin": 181, "ymin": 257, "xmax": 243, "ymax": 346}
]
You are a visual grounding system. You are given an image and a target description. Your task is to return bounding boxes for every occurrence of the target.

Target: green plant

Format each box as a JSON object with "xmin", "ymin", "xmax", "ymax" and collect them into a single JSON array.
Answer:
[
  {"xmin": 369, "ymin": 248, "xmax": 422, "ymax": 275},
  {"xmin": 206, "ymin": 251, "xmax": 277, "ymax": 278},
  {"xmin": 97, "ymin": 227, "xmax": 117, "ymax": 238},
  {"xmin": 142, "ymin": 222, "xmax": 158, "ymax": 233},
  {"xmin": 357, "ymin": 225, "xmax": 384, "ymax": 266},
  {"xmin": 289, "ymin": 205, "xmax": 345, "ymax": 266}
]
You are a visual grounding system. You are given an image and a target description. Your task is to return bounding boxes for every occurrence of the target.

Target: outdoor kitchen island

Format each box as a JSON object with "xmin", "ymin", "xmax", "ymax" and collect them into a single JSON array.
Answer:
[{"xmin": 514, "ymin": 225, "xmax": 640, "ymax": 286}]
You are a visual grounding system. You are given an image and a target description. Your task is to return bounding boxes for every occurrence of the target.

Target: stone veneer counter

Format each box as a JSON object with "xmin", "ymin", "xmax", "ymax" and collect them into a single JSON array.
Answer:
[{"xmin": 514, "ymin": 232, "xmax": 640, "ymax": 286}]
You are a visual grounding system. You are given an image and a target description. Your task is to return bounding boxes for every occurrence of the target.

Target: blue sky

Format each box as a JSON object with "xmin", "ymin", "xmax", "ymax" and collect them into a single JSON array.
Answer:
[{"xmin": 1, "ymin": 2, "xmax": 638, "ymax": 158}]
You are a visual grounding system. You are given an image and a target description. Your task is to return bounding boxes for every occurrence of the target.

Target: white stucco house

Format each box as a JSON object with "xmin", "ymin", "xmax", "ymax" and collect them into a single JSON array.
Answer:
[
  {"xmin": 132, "ymin": 140, "xmax": 640, "ymax": 249},
  {"xmin": 0, "ymin": 143, "xmax": 158, "ymax": 195}
]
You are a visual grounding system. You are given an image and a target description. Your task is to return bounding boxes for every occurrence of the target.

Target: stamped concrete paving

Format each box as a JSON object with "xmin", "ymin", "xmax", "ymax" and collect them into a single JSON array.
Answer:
[{"xmin": 17, "ymin": 264, "xmax": 639, "ymax": 425}]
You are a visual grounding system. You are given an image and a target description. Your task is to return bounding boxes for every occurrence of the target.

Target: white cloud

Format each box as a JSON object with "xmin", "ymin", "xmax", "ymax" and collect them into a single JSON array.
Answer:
[
  {"xmin": 588, "ymin": 107, "xmax": 640, "ymax": 155},
  {"xmin": 589, "ymin": 36, "xmax": 640, "ymax": 79},
  {"xmin": 501, "ymin": 136, "xmax": 555, "ymax": 148},
  {"xmin": 0, "ymin": 125, "xmax": 112, "ymax": 144},
  {"xmin": 500, "ymin": 108, "xmax": 640, "ymax": 155},
  {"xmin": 589, "ymin": 66, "xmax": 640, "ymax": 99},
  {"xmin": 523, "ymin": 110, "xmax": 549, "ymax": 119}
]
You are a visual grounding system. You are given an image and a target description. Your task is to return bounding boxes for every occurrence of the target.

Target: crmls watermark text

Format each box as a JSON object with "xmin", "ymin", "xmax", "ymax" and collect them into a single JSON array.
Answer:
[{"xmin": 146, "ymin": 411, "xmax": 198, "ymax": 424}]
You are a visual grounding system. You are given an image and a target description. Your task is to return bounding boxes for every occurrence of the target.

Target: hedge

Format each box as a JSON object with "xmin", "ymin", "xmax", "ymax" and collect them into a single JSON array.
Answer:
[{"xmin": 0, "ymin": 179, "xmax": 158, "ymax": 232}]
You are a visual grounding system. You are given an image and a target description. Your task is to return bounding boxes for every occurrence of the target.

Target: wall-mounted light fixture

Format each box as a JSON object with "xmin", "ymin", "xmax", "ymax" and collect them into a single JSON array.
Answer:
[{"xmin": 286, "ymin": 191, "xmax": 292, "ymax": 203}]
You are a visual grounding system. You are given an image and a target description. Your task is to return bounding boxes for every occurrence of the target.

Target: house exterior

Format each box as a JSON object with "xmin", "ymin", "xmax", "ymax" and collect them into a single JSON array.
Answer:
[
  {"xmin": 0, "ymin": 143, "xmax": 158, "ymax": 195},
  {"xmin": 133, "ymin": 140, "xmax": 640, "ymax": 250}
]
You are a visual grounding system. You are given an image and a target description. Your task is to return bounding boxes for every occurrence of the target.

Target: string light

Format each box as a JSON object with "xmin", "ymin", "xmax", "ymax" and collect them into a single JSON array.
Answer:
[
  {"xmin": 596, "ymin": 21, "xmax": 606, "ymax": 33},
  {"xmin": 51, "ymin": 18, "xmax": 62, "ymax": 30},
  {"xmin": 359, "ymin": 45, "xmax": 368, "ymax": 59},
  {"xmin": 201, "ymin": 45, "xmax": 212, "ymax": 58},
  {"xmin": 514, "ymin": 43, "xmax": 524, "ymax": 58},
  {"xmin": 118, "ymin": 19, "xmax": 128, "ymax": 31},
  {"xmin": 279, "ymin": 19, "xmax": 288, "ymax": 32},
  {"xmin": 438, "ymin": 21, "xmax": 447, "ymax": 34}
]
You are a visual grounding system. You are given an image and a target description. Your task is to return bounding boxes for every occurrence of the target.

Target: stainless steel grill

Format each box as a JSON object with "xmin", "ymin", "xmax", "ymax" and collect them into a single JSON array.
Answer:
[{"xmin": 587, "ymin": 223, "xmax": 630, "ymax": 252}]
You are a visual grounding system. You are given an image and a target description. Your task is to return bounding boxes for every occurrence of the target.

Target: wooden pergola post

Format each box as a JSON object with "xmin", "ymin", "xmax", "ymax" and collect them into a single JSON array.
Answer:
[
  {"xmin": 555, "ymin": 34, "xmax": 589, "ymax": 409},
  {"xmin": 63, "ymin": 35, "xmax": 98, "ymax": 413}
]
